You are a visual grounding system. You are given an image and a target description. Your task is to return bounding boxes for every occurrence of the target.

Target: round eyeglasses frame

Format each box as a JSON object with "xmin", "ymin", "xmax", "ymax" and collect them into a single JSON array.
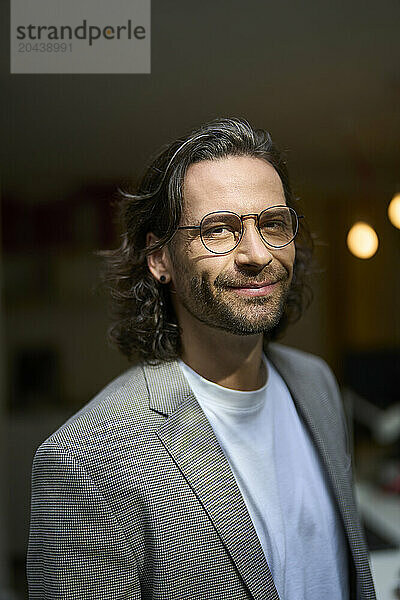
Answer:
[{"xmin": 177, "ymin": 205, "xmax": 303, "ymax": 255}]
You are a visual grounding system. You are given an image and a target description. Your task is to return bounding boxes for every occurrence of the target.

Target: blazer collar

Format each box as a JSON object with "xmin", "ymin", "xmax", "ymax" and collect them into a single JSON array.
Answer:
[{"xmin": 143, "ymin": 358, "xmax": 193, "ymax": 416}]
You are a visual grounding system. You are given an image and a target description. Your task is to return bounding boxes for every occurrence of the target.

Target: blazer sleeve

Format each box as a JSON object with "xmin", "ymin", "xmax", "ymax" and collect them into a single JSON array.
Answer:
[{"xmin": 27, "ymin": 441, "xmax": 142, "ymax": 599}]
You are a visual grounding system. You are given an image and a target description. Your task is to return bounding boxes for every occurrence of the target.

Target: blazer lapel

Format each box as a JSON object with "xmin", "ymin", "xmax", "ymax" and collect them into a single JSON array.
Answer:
[
  {"xmin": 143, "ymin": 361, "xmax": 280, "ymax": 600},
  {"xmin": 265, "ymin": 344, "xmax": 366, "ymax": 577}
]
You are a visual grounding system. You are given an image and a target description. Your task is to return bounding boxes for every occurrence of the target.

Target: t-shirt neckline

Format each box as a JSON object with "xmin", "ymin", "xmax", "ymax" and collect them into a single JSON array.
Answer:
[{"xmin": 178, "ymin": 354, "xmax": 269, "ymax": 412}]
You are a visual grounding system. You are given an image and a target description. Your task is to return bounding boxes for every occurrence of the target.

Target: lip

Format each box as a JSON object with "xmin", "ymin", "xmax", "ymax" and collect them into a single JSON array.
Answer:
[{"xmin": 227, "ymin": 281, "xmax": 279, "ymax": 297}]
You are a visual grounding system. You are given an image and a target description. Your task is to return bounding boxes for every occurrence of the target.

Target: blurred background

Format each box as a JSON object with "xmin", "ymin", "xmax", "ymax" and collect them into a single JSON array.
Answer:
[{"xmin": 1, "ymin": 0, "xmax": 399, "ymax": 598}]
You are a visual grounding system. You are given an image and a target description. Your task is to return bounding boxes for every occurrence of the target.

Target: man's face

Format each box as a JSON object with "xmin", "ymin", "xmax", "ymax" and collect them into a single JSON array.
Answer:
[{"xmin": 166, "ymin": 155, "xmax": 296, "ymax": 336}]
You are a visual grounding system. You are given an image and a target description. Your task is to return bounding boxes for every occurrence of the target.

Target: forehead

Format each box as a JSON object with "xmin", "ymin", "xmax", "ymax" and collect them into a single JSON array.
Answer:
[{"xmin": 181, "ymin": 155, "xmax": 286, "ymax": 219}]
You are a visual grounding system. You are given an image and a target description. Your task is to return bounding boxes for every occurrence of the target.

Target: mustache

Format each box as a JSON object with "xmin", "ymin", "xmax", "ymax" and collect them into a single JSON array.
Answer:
[{"xmin": 213, "ymin": 267, "xmax": 289, "ymax": 289}]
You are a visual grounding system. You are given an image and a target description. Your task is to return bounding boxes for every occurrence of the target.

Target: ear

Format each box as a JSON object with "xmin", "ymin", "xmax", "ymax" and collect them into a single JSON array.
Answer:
[{"xmin": 146, "ymin": 232, "xmax": 173, "ymax": 284}]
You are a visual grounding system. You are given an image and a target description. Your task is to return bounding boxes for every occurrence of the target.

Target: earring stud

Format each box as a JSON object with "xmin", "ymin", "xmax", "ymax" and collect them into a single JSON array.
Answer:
[{"xmin": 160, "ymin": 275, "xmax": 166, "ymax": 283}]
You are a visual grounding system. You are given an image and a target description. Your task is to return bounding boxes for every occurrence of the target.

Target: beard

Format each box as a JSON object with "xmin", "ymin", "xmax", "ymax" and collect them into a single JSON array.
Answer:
[{"xmin": 171, "ymin": 260, "xmax": 292, "ymax": 336}]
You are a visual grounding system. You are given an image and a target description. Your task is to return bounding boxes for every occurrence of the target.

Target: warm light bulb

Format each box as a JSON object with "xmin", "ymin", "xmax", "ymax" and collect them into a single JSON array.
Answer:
[
  {"xmin": 388, "ymin": 193, "xmax": 400, "ymax": 229},
  {"xmin": 347, "ymin": 221, "xmax": 379, "ymax": 259}
]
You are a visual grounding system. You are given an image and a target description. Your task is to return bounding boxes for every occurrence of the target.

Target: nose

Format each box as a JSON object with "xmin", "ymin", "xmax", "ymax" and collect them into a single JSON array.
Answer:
[{"xmin": 234, "ymin": 217, "xmax": 273, "ymax": 270}]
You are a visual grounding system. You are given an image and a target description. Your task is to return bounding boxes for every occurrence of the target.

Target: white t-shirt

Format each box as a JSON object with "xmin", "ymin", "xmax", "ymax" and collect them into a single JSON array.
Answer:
[{"xmin": 178, "ymin": 355, "xmax": 349, "ymax": 600}]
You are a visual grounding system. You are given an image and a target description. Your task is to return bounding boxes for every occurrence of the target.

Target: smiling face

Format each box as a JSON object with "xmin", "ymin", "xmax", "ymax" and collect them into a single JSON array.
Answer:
[{"xmin": 154, "ymin": 155, "xmax": 296, "ymax": 337}]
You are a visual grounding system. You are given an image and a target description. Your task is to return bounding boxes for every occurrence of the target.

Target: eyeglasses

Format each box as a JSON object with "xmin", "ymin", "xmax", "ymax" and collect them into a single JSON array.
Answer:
[{"xmin": 177, "ymin": 205, "xmax": 303, "ymax": 255}]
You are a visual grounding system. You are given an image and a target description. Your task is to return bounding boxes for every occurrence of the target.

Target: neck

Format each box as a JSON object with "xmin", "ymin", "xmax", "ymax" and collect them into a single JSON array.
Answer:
[{"xmin": 178, "ymin": 309, "xmax": 266, "ymax": 391}]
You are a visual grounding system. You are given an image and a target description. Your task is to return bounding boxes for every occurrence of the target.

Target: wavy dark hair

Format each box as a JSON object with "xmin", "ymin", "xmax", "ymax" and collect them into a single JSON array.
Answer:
[{"xmin": 100, "ymin": 117, "xmax": 314, "ymax": 363}]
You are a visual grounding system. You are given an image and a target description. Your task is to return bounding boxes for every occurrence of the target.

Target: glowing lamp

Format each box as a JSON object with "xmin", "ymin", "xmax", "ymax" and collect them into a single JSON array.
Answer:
[
  {"xmin": 388, "ymin": 193, "xmax": 400, "ymax": 229},
  {"xmin": 347, "ymin": 221, "xmax": 379, "ymax": 259}
]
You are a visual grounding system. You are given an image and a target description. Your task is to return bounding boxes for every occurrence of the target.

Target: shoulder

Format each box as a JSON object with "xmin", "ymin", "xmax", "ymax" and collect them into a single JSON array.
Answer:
[
  {"xmin": 266, "ymin": 341, "xmax": 333, "ymax": 375},
  {"xmin": 35, "ymin": 362, "xmax": 159, "ymax": 460},
  {"xmin": 266, "ymin": 342, "xmax": 342, "ymax": 405},
  {"xmin": 266, "ymin": 342, "xmax": 348, "ymax": 434}
]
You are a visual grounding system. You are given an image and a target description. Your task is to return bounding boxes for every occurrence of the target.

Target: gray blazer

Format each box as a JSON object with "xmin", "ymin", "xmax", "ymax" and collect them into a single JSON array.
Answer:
[{"xmin": 27, "ymin": 342, "xmax": 376, "ymax": 599}]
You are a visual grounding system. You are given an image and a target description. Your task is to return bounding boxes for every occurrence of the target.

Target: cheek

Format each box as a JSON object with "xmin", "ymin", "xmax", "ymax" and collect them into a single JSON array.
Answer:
[
  {"xmin": 201, "ymin": 257, "xmax": 232, "ymax": 285},
  {"xmin": 279, "ymin": 245, "xmax": 295, "ymax": 276},
  {"xmin": 289, "ymin": 246, "xmax": 296, "ymax": 270},
  {"xmin": 169, "ymin": 237, "xmax": 232, "ymax": 287}
]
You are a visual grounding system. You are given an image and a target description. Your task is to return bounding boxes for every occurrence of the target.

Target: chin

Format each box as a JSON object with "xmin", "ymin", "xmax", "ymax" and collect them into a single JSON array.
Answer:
[{"xmin": 211, "ymin": 308, "xmax": 284, "ymax": 336}]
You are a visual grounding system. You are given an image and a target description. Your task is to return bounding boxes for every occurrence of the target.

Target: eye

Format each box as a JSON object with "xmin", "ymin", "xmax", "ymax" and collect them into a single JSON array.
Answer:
[
  {"xmin": 261, "ymin": 220, "xmax": 285, "ymax": 230},
  {"xmin": 203, "ymin": 225, "xmax": 235, "ymax": 237}
]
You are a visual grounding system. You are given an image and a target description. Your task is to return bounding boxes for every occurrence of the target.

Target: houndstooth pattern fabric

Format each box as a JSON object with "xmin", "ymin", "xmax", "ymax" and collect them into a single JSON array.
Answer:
[{"xmin": 26, "ymin": 342, "xmax": 376, "ymax": 599}]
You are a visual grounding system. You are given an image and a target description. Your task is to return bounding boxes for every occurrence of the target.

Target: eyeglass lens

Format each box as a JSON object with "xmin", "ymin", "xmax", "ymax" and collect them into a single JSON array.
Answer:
[{"xmin": 200, "ymin": 207, "xmax": 297, "ymax": 254}]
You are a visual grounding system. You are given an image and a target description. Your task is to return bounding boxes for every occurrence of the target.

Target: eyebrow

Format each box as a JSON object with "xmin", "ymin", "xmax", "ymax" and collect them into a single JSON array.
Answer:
[{"xmin": 178, "ymin": 224, "xmax": 201, "ymax": 230}]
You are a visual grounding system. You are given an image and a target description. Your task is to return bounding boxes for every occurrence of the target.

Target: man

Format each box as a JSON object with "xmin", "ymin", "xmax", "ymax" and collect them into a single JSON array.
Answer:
[{"xmin": 27, "ymin": 117, "xmax": 376, "ymax": 599}]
